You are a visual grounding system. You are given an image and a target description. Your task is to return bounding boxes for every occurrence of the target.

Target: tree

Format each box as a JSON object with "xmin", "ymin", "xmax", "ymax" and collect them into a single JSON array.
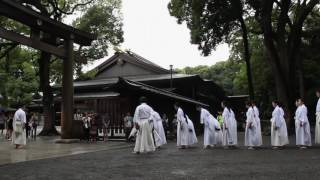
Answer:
[
  {"xmin": 177, "ymin": 60, "xmax": 242, "ymax": 95},
  {"xmin": 168, "ymin": 0, "xmax": 255, "ymax": 100},
  {"xmin": 2, "ymin": 0, "xmax": 123, "ymax": 135},
  {"xmin": 50, "ymin": 0, "xmax": 124, "ymax": 84},
  {"xmin": 0, "ymin": 47, "xmax": 39, "ymax": 107},
  {"xmin": 169, "ymin": 0, "xmax": 320, "ymax": 128},
  {"xmin": 245, "ymin": 0, "xmax": 320, "ymax": 127}
]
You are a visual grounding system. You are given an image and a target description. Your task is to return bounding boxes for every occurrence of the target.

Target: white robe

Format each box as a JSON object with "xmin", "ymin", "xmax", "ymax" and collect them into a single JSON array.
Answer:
[
  {"xmin": 295, "ymin": 105, "xmax": 312, "ymax": 146},
  {"xmin": 222, "ymin": 108, "xmax": 237, "ymax": 146},
  {"xmin": 176, "ymin": 108, "xmax": 189, "ymax": 146},
  {"xmin": 152, "ymin": 111, "xmax": 167, "ymax": 147},
  {"xmin": 133, "ymin": 103, "xmax": 155, "ymax": 153},
  {"xmin": 12, "ymin": 108, "xmax": 27, "ymax": 146},
  {"xmin": 253, "ymin": 106, "xmax": 263, "ymax": 146},
  {"xmin": 245, "ymin": 107, "xmax": 259, "ymax": 147},
  {"xmin": 186, "ymin": 116, "xmax": 198, "ymax": 145},
  {"xmin": 200, "ymin": 108, "xmax": 222, "ymax": 146},
  {"xmin": 315, "ymin": 98, "xmax": 320, "ymax": 144},
  {"xmin": 270, "ymin": 106, "xmax": 289, "ymax": 146}
]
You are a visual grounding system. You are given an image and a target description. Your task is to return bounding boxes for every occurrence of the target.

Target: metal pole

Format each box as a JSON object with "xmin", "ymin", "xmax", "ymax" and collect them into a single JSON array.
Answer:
[{"xmin": 170, "ymin": 65, "xmax": 173, "ymax": 88}]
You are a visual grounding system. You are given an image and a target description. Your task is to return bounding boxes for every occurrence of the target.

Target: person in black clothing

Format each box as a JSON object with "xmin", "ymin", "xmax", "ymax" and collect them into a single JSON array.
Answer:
[
  {"xmin": 6, "ymin": 112, "xmax": 13, "ymax": 140},
  {"xmin": 26, "ymin": 111, "xmax": 31, "ymax": 139},
  {"xmin": 82, "ymin": 112, "xmax": 91, "ymax": 141},
  {"xmin": 29, "ymin": 113, "xmax": 38, "ymax": 140}
]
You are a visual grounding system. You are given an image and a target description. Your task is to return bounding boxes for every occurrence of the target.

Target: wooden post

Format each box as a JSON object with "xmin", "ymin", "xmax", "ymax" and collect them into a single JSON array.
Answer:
[{"xmin": 61, "ymin": 35, "xmax": 74, "ymax": 139}]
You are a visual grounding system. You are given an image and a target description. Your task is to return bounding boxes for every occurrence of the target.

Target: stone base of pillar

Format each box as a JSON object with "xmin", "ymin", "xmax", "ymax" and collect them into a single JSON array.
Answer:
[{"xmin": 55, "ymin": 139, "xmax": 80, "ymax": 144}]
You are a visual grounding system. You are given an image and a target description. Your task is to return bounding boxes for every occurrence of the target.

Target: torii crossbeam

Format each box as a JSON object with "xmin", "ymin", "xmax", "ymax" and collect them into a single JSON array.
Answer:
[{"xmin": 0, "ymin": 0, "xmax": 96, "ymax": 139}]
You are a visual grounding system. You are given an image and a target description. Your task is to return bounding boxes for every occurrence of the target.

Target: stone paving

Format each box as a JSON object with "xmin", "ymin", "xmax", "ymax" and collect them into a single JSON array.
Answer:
[
  {"xmin": 0, "ymin": 133, "xmax": 130, "ymax": 166},
  {"xmin": 0, "ymin": 132, "xmax": 320, "ymax": 179}
]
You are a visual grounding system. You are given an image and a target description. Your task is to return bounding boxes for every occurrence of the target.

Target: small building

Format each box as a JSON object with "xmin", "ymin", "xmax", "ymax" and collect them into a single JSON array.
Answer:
[{"xmin": 56, "ymin": 50, "xmax": 226, "ymax": 136}]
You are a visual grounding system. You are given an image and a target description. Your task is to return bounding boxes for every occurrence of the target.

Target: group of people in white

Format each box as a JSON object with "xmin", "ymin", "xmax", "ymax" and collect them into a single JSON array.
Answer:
[
  {"xmin": 131, "ymin": 90, "xmax": 320, "ymax": 153},
  {"xmin": 9, "ymin": 90, "xmax": 320, "ymax": 151}
]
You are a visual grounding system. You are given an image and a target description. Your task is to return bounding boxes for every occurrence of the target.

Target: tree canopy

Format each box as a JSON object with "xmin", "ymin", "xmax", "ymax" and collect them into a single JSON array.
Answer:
[
  {"xmin": 169, "ymin": 0, "xmax": 320, "ymax": 127},
  {"xmin": 0, "ymin": 0, "xmax": 124, "ymax": 135}
]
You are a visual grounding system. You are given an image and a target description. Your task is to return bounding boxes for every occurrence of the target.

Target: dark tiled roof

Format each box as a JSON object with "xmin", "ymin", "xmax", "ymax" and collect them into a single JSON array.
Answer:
[
  {"xmin": 55, "ymin": 92, "xmax": 120, "ymax": 101},
  {"xmin": 113, "ymin": 77, "xmax": 209, "ymax": 107},
  {"xmin": 95, "ymin": 51, "xmax": 170, "ymax": 75},
  {"xmin": 72, "ymin": 74, "xmax": 199, "ymax": 88},
  {"xmin": 125, "ymin": 51, "xmax": 166, "ymax": 70}
]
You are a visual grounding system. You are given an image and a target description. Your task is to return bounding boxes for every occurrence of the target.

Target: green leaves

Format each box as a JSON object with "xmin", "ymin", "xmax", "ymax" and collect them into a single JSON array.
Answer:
[
  {"xmin": 168, "ymin": 0, "xmax": 240, "ymax": 56},
  {"xmin": 0, "ymin": 47, "xmax": 39, "ymax": 107},
  {"xmin": 73, "ymin": 0, "xmax": 124, "ymax": 61}
]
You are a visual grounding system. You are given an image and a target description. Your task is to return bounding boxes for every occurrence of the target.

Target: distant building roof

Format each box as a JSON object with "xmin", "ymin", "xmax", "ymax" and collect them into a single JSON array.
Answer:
[{"xmin": 95, "ymin": 51, "xmax": 170, "ymax": 77}]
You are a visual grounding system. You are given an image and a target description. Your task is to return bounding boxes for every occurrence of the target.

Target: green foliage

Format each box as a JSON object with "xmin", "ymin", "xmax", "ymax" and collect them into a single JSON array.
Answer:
[
  {"xmin": 76, "ymin": 69, "xmax": 98, "ymax": 81},
  {"xmin": 168, "ymin": 0, "xmax": 240, "ymax": 56},
  {"xmin": 73, "ymin": 0, "xmax": 124, "ymax": 61},
  {"xmin": 177, "ymin": 60, "xmax": 241, "ymax": 95},
  {"xmin": 0, "ymin": 47, "xmax": 38, "ymax": 107},
  {"xmin": 0, "ymin": 0, "xmax": 124, "ymax": 106},
  {"xmin": 49, "ymin": 0, "xmax": 124, "ymax": 84}
]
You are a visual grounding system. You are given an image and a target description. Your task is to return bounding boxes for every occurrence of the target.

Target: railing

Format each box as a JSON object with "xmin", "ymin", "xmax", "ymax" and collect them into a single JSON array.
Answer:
[{"xmin": 107, "ymin": 126, "xmax": 125, "ymax": 137}]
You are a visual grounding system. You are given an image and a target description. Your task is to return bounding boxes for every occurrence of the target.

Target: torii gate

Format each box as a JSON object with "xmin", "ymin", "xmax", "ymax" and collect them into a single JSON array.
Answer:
[{"xmin": 0, "ymin": 0, "xmax": 96, "ymax": 139}]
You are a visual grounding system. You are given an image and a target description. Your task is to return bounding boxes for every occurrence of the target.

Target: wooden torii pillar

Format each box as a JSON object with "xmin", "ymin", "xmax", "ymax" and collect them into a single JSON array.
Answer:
[
  {"xmin": 61, "ymin": 35, "xmax": 74, "ymax": 139},
  {"xmin": 0, "ymin": 0, "xmax": 96, "ymax": 139}
]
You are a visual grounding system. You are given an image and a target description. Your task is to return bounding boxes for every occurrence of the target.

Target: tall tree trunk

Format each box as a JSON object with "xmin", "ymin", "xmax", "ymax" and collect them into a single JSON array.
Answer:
[
  {"xmin": 38, "ymin": 51, "xmax": 59, "ymax": 136},
  {"xmin": 239, "ymin": 17, "xmax": 255, "ymax": 100},
  {"xmin": 297, "ymin": 53, "xmax": 305, "ymax": 99},
  {"xmin": 263, "ymin": 41, "xmax": 297, "ymax": 132}
]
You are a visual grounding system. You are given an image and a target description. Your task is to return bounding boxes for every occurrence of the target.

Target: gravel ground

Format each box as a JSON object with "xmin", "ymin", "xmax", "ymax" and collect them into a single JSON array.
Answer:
[{"xmin": 1, "ymin": 134, "xmax": 320, "ymax": 180}]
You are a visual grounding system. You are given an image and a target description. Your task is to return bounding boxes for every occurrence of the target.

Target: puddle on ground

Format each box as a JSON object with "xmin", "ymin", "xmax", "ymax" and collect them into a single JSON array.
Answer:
[{"xmin": 171, "ymin": 169, "xmax": 187, "ymax": 176}]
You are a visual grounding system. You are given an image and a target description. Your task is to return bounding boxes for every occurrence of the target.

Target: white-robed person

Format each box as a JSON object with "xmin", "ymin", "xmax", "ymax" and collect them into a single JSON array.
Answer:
[
  {"xmin": 270, "ymin": 101, "xmax": 289, "ymax": 149},
  {"xmin": 295, "ymin": 98, "xmax": 312, "ymax": 149},
  {"xmin": 186, "ymin": 115, "xmax": 198, "ymax": 146},
  {"xmin": 315, "ymin": 90, "xmax": 320, "ymax": 144},
  {"xmin": 12, "ymin": 105, "xmax": 27, "ymax": 149},
  {"xmin": 132, "ymin": 97, "xmax": 155, "ymax": 154},
  {"xmin": 151, "ymin": 110, "xmax": 167, "ymax": 148},
  {"xmin": 174, "ymin": 102, "xmax": 190, "ymax": 149},
  {"xmin": 197, "ymin": 106, "xmax": 222, "ymax": 148},
  {"xmin": 221, "ymin": 101, "xmax": 238, "ymax": 148},
  {"xmin": 244, "ymin": 102, "xmax": 259, "ymax": 149},
  {"xmin": 252, "ymin": 101, "xmax": 263, "ymax": 146}
]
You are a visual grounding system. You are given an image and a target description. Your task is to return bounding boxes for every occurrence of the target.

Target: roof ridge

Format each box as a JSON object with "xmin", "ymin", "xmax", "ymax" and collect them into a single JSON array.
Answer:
[{"xmin": 125, "ymin": 51, "xmax": 169, "ymax": 72}]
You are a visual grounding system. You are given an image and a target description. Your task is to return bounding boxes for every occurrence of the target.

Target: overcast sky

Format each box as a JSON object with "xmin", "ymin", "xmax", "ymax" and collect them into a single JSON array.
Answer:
[{"xmin": 84, "ymin": 0, "xmax": 230, "ymax": 71}]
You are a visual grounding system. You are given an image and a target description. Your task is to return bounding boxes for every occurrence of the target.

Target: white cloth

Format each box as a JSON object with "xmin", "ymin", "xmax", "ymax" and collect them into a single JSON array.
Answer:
[
  {"xmin": 270, "ymin": 106, "xmax": 289, "ymax": 146},
  {"xmin": 315, "ymin": 112, "xmax": 320, "ymax": 144},
  {"xmin": 133, "ymin": 103, "xmax": 155, "ymax": 153},
  {"xmin": 200, "ymin": 108, "xmax": 222, "ymax": 146},
  {"xmin": 12, "ymin": 108, "xmax": 27, "ymax": 146},
  {"xmin": 315, "ymin": 98, "xmax": 320, "ymax": 144},
  {"xmin": 176, "ymin": 108, "xmax": 189, "ymax": 146},
  {"xmin": 129, "ymin": 127, "xmax": 138, "ymax": 138},
  {"xmin": 295, "ymin": 105, "xmax": 312, "ymax": 146},
  {"xmin": 253, "ymin": 106, "xmax": 263, "ymax": 146},
  {"xmin": 245, "ymin": 107, "xmax": 259, "ymax": 147},
  {"xmin": 186, "ymin": 116, "xmax": 198, "ymax": 145},
  {"xmin": 152, "ymin": 111, "xmax": 167, "ymax": 147},
  {"xmin": 222, "ymin": 108, "xmax": 237, "ymax": 146},
  {"xmin": 82, "ymin": 117, "xmax": 91, "ymax": 129},
  {"xmin": 316, "ymin": 98, "xmax": 320, "ymax": 113}
]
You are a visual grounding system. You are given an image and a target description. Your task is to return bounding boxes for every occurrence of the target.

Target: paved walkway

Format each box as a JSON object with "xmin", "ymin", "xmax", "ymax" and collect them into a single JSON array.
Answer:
[
  {"xmin": 0, "ymin": 135, "xmax": 131, "ymax": 165},
  {"xmin": 0, "ymin": 133, "xmax": 320, "ymax": 179}
]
